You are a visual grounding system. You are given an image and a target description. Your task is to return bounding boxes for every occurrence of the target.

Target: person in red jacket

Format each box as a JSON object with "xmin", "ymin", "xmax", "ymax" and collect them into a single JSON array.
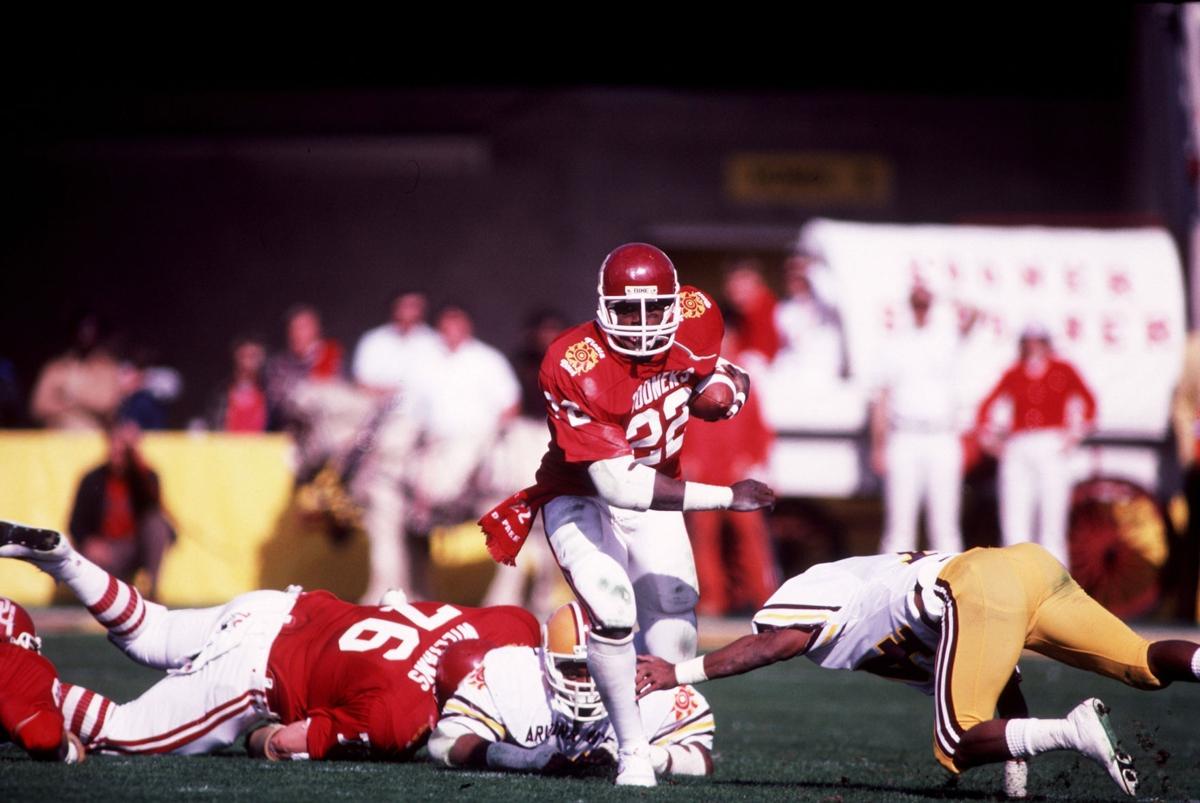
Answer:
[
  {"xmin": 0, "ymin": 596, "xmax": 85, "ymax": 763},
  {"xmin": 0, "ymin": 520, "xmax": 538, "ymax": 760},
  {"xmin": 976, "ymin": 324, "xmax": 1097, "ymax": 566},
  {"xmin": 681, "ymin": 323, "xmax": 778, "ymax": 615}
]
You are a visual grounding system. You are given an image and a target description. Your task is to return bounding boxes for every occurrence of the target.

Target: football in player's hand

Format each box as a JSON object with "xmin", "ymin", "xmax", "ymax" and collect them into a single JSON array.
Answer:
[{"xmin": 689, "ymin": 373, "xmax": 737, "ymax": 421}]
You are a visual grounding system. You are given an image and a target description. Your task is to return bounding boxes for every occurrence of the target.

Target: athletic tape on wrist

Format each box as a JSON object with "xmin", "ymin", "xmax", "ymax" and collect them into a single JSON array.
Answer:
[
  {"xmin": 682, "ymin": 482, "xmax": 733, "ymax": 511},
  {"xmin": 674, "ymin": 655, "xmax": 708, "ymax": 686}
]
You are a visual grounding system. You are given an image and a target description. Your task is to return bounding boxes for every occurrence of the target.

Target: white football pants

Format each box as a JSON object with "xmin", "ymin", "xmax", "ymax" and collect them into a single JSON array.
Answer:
[
  {"xmin": 880, "ymin": 429, "xmax": 963, "ymax": 554},
  {"xmin": 543, "ymin": 496, "xmax": 699, "ymax": 662},
  {"xmin": 90, "ymin": 590, "xmax": 297, "ymax": 755},
  {"xmin": 999, "ymin": 429, "xmax": 1075, "ymax": 566}
]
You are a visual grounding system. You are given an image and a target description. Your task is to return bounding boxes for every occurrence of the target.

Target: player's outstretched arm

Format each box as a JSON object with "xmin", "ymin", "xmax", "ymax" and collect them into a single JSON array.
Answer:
[
  {"xmin": 431, "ymin": 730, "xmax": 564, "ymax": 772},
  {"xmin": 635, "ymin": 628, "xmax": 814, "ymax": 696},
  {"xmin": 587, "ymin": 456, "xmax": 775, "ymax": 513}
]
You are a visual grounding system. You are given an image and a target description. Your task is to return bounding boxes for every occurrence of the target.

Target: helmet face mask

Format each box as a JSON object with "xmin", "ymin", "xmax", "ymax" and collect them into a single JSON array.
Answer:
[
  {"xmin": 596, "ymin": 243, "xmax": 681, "ymax": 358},
  {"xmin": 541, "ymin": 602, "xmax": 606, "ymax": 723},
  {"xmin": 0, "ymin": 596, "xmax": 41, "ymax": 653}
]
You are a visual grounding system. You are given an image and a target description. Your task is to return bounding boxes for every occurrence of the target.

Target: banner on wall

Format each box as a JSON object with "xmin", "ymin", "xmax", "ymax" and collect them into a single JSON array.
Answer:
[{"xmin": 799, "ymin": 219, "xmax": 1187, "ymax": 438}]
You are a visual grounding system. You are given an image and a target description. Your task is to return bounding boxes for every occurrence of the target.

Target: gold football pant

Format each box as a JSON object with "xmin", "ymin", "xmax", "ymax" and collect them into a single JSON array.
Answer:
[{"xmin": 930, "ymin": 543, "xmax": 1159, "ymax": 772}]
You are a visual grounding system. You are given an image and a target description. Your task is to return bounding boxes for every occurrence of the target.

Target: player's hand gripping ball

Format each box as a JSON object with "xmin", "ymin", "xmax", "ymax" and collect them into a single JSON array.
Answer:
[{"xmin": 689, "ymin": 372, "xmax": 738, "ymax": 422}]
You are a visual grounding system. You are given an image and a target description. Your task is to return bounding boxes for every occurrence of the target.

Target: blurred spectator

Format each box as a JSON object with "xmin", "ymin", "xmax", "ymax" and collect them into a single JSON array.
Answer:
[
  {"xmin": 513, "ymin": 309, "xmax": 567, "ymax": 419},
  {"xmin": 871, "ymin": 283, "xmax": 974, "ymax": 554},
  {"xmin": 115, "ymin": 348, "xmax": 181, "ymax": 431},
  {"xmin": 682, "ymin": 318, "xmax": 778, "ymax": 615},
  {"xmin": 1169, "ymin": 331, "xmax": 1200, "ymax": 618},
  {"xmin": 723, "ymin": 259, "xmax": 780, "ymax": 361},
  {"xmin": 352, "ymin": 290, "xmax": 439, "ymax": 397},
  {"xmin": 345, "ymin": 290, "xmax": 438, "ymax": 602},
  {"xmin": 976, "ymin": 323, "xmax": 1096, "ymax": 566},
  {"xmin": 410, "ymin": 304, "xmax": 521, "ymax": 528},
  {"xmin": 68, "ymin": 418, "xmax": 174, "ymax": 601},
  {"xmin": 30, "ymin": 311, "xmax": 121, "ymax": 430},
  {"xmin": 773, "ymin": 255, "xmax": 847, "ymax": 381},
  {"xmin": 267, "ymin": 304, "xmax": 343, "ymax": 410},
  {"xmin": 209, "ymin": 335, "xmax": 275, "ymax": 432},
  {"xmin": 478, "ymin": 308, "xmax": 566, "ymax": 619},
  {"xmin": 0, "ymin": 357, "xmax": 20, "ymax": 427}
]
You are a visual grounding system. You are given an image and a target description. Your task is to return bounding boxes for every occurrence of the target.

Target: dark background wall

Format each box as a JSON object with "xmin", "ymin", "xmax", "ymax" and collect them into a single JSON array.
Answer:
[{"xmin": 2, "ymin": 7, "xmax": 1192, "ymax": 424}]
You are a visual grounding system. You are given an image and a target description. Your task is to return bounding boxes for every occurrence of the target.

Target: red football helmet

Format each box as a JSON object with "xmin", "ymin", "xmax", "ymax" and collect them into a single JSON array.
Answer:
[
  {"xmin": 434, "ymin": 638, "xmax": 496, "ymax": 709},
  {"xmin": 0, "ymin": 596, "xmax": 41, "ymax": 653},
  {"xmin": 596, "ymin": 242, "xmax": 681, "ymax": 357}
]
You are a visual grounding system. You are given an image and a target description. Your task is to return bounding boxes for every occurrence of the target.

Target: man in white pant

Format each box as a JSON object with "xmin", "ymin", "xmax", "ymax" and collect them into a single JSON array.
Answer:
[
  {"xmin": 871, "ymin": 283, "xmax": 974, "ymax": 554},
  {"xmin": 976, "ymin": 324, "xmax": 1097, "ymax": 566}
]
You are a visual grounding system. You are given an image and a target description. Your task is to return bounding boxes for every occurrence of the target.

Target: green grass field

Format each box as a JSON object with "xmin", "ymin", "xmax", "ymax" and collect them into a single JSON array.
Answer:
[{"xmin": 3, "ymin": 634, "xmax": 1198, "ymax": 802}]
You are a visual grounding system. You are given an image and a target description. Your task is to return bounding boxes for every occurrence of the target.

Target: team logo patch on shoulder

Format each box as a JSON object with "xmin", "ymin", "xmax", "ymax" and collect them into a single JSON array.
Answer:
[
  {"xmin": 678, "ymin": 289, "xmax": 711, "ymax": 319},
  {"xmin": 561, "ymin": 336, "xmax": 606, "ymax": 377}
]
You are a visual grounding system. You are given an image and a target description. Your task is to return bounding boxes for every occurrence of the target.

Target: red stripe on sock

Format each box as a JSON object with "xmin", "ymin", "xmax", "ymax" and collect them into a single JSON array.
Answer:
[
  {"xmin": 70, "ymin": 690, "xmax": 95, "ymax": 738},
  {"xmin": 111, "ymin": 598, "xmax": 147, "ymax": 638},
  {"xmin": 87, "ymin": 697, "xmax": 113, "ymax": 743},
  {"xmin": 107, "ymin": 589, "xmax": 143, "ymax": 630},
  {"xmin": 86, "ymin": 577, "xmax": 120, "ymax": 617}
]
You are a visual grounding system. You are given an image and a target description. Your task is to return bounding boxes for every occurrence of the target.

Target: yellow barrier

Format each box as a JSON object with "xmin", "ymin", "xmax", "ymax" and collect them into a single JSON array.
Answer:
[
  {"xmin": 0, "ymin": 431, "xmax": 552, "ymax": 609},
  {"xmin": 0, "ymin": 431, "xmax": 296, "ymax": 606}
]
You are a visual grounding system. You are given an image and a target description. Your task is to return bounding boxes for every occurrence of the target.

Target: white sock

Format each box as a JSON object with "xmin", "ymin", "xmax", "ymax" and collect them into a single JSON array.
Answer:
[
  {"xmin": 587, "ymin": 632, "xmax": 648, "ymax": 752},
  {"xmin": 1005, "ymin": 718, "xmax": 1076, "ymax": 758},
  {"xmin": 1191, "ymin": 647, "xmax": 1200, "ymax": 680},
  {"xmin": 59, "ymin": 552, "xmax": 155, "ymax": 642},
  {"xmin": 58, "ymin": 682, "xmax": 114, "ymax": 745},
  {"xmin": 57, "ymin": 548, "xmax": 123, "ymax": 607}
]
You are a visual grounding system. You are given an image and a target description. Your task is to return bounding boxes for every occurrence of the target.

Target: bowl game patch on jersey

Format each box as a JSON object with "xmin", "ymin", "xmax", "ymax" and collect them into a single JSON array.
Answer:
[
  {"xmin": 678, "ymin": 289, "xmax": 711, "ymax": 319},
  {"xmin": 561, "ymin": 336, "xmax": 607, "ymax": 377}
]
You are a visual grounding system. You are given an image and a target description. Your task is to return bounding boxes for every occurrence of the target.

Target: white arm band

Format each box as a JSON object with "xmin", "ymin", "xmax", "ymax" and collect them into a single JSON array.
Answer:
[
  {"xmin": 588, "ymin": 455, "xmax": 656, "ymax": 511},
  {"xmin": 674, "ymin": 656, "xmax": 709, "ymax": 685},
  {"xmin": 683, "ymin": 482, "xmax": 733, "ymax": 511}
]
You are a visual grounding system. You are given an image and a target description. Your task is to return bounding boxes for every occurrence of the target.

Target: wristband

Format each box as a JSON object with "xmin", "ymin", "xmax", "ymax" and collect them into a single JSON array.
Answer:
[
  {"xmin": 682, "ymin": 482, "xmax": 733, "ymax": 511},
  {"xmin": 674, "ymin": 655, "xmax": 708, "ymax": 685}
]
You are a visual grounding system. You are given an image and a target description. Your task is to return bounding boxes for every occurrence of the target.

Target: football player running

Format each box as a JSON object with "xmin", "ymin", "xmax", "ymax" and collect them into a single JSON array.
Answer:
[
  {"xmin": 479, "ymin": 243, "xmax": 774, "ymax": 785},
  {"xmin": 0, "ymin": 519, "xmax": 539, "ymax": 760},
  {"xmin": 427, "ymin": 601, "xmax": 714, "ymax": 778},
  {"xmin": 0, "ymin": 597, "xmax": 86, "ymax": 763},
  {"xmin": 636, "ymin": 544, "xmax": 1200, "ymax": 798}
]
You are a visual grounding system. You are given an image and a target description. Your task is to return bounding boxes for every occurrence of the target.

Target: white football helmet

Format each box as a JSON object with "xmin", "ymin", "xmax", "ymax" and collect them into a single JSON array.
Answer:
[{"xmin": 541, "ymin": 601, "xmax": 606, "ymax": 723}]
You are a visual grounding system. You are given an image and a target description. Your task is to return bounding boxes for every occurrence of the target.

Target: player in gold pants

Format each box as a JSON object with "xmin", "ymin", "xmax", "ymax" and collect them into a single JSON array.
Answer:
[{"xmin": 932, "ymin": 543, "xmax": 1161, "ymax": 774}]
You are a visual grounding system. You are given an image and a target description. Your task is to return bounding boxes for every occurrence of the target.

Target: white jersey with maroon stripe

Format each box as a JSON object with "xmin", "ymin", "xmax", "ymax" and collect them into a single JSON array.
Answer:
[
  {"xmin": 434, "ymin": 645, "xmax": 714, "ymax": 760},
  {"xmin": 751, "ymin": 552, "xmax": 955, "ymax": 694}
]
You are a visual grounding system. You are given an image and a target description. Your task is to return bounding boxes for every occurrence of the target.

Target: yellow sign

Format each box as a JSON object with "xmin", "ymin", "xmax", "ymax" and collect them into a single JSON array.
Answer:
[{"xmin": 726, "ymin": 152, "xmax": 893, "ymax": 207}]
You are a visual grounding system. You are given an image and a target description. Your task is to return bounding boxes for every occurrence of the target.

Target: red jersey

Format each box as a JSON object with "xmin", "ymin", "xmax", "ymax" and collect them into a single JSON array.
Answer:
[
  {"xmin": 265, "ymin": 591, "xmax": 538, "ymax": 760},
  {"xmin": 536, "ymin": 286, "xmax": 724, "ymax": 497},
  {"xmin": 976, "ymin": 357, "xmax": 1097, "ymax": 433},
  {"xmin": 0, "ymin": 643, "xmax": 65, "ymax": 759}
]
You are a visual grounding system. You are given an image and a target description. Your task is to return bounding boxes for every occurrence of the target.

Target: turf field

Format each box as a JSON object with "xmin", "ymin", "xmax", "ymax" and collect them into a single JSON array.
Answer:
[{"xmin": 3, "ymin": 634, "xmax": 1198, "ymax": 802}]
